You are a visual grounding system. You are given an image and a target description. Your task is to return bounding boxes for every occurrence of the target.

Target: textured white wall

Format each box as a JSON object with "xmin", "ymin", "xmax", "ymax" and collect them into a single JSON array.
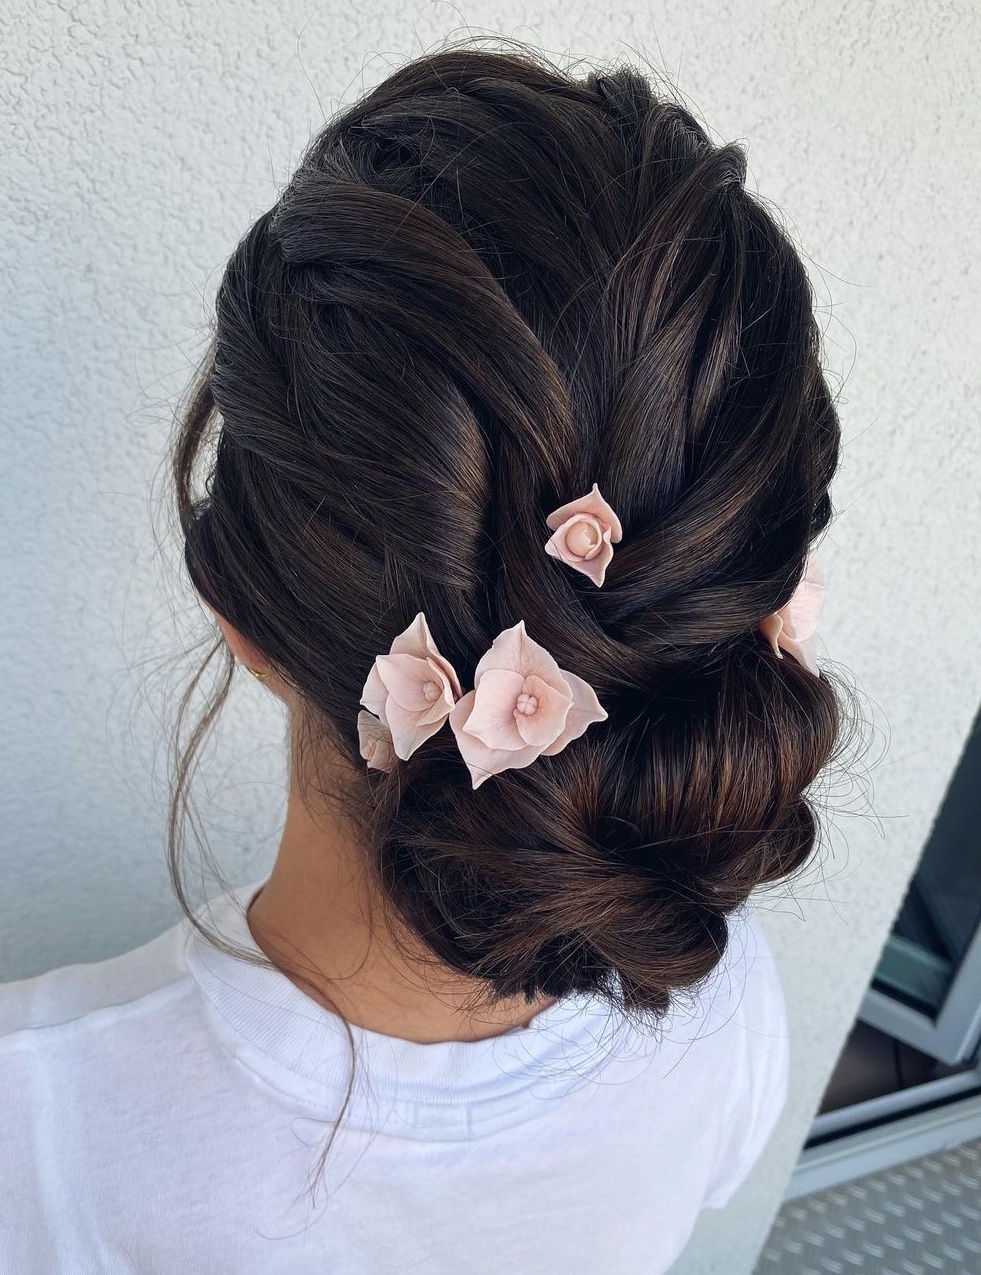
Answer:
[{"xmin": 2, "ymin": 4, "xmax": 978, "ymax": 1272}]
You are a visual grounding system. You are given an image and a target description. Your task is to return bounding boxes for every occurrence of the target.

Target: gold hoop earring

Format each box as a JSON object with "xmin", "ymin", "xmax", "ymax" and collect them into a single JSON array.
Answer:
[{"xmin": 245, "ymin": 664, "xmax": 269, "ymax": 681}]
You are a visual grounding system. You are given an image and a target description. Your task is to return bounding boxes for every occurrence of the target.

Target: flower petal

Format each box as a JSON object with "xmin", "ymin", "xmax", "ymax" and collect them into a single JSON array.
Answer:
[
  {"xmin": 471, "ymin": 623, "xmax": 524, "ymax": 682},
  {"xmin": 373, "ymin": 653, "xmax": 458, "ymax": 722},
  {"xmin": 427, "ymin": 649, "xmax": 463, "ymax": 701},
  {"xmin": 758, "ymin": 551, "xmax": 826, "ymax": 672},
  {"xmin": 389, "ymin": 612, "xmax": 463, "ymax": 698},
  {"xmin": 357, "ymin": 710, "xmax": 396, "ymax": 772},
  {"xmin": 781, "ymin": 552, "xmax": 826, "ymax": 643},
  {"xmin": 778, "ymin": 634, "xmax": 820, "ymax": 676},
  {"xmin": 463, "ymin": 668, "xmax": 527, "ymax": 749},
  {"xmin": 546, "ymin": 530, "xmax": 614, "ymax": 587},
  {"xmin": 513, "ymin": 674, "xmax": 573, "ymax": 747},
  {"xmin": 415, "ymin": 668, "xmax": 459, "ymax": 725},
  {"xmin": 388, "ymin": 611, "xmax": 432, "ymax": 660},
  {"xmin": 545, "ymin": 483, "xmax": 623, "ymax": 542},
  {"xmin": 360, "ymin": 661, "xmax": 390, "ymax": 723},
  {"xmin": 757, "ymin": 612, "xmax": 785, "ymax": 660},
  {"xmin": 473, "ymin": 620, "xmax": 565, "ymax": 691},
  {"xmin": 375, "ymin": 653, "xmax": 442, "ymax": 711},
  {"xmin": 384, "ymin": 694, "xmax": 452, "ymax": 761},
  {"xmin": 539, "ymin": 669, "xmax": 608, "ymax": 756},
  {"xmin": 449, "ymin": 691, "xmax": 542, "ymax": 790}
]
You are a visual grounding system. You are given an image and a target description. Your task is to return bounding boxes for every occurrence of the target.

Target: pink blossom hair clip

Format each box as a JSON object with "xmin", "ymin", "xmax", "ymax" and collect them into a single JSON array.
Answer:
[
  {"xmin": 358, "ymin": 612, "xmax": 462, "ymax": 768},
  {"xmin": 544, "ymin": 483, "xmax": 622, "ymax": 587},
  {"xmin": 757, "ymin": 550, "xmax": 827, "ymax": 675},
  {"xmin": 448, "ymin": 620, "xmax": 607, "ymax": 789}
]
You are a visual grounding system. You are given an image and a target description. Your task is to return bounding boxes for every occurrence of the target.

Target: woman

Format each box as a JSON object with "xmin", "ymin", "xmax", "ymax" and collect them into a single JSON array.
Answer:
[{"xmin": 0, "ymin": 42, "xmax": 846, "ymax": 1274}]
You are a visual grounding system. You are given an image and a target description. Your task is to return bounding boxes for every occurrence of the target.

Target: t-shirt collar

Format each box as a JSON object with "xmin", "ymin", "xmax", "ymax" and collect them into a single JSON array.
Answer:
[{"xmin": 183, "ymin": 879, "xmax": 646, "ymax": 1137}]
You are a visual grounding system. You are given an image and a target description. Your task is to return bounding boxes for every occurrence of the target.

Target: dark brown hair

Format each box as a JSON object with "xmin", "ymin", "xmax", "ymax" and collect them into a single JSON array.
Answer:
[{"xmin": 169, "ymin": 38, "xmax": 850, "ymax": 1186}]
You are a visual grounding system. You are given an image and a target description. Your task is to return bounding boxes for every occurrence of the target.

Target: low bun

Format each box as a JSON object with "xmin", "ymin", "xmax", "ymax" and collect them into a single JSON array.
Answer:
[
  {"xmin": 174, "ymin": 45, "xmax": 847, "ymax": 1028},
  {"xmin": 362, "ymin": 630, "xmax": 838, "ymax": 1013}
]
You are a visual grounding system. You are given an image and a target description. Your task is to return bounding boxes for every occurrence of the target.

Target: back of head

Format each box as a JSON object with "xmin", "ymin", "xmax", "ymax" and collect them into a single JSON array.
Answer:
[{"xmin": 175, "ymin": 43, "xmax": 844, "ymax": 1019}]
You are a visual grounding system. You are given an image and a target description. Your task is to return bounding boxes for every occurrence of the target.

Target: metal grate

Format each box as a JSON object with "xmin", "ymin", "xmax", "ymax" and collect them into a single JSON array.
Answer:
[{"xmin": 756, "ymin": 1137, "xmax": 981, "ymax": 1274}]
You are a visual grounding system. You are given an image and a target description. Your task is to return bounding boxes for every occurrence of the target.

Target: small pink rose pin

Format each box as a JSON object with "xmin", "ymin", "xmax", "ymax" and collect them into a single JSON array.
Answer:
[
  {"xmin": 544, "ymin": 483, "xmax": 623, "ymax": 587},
  {"xmin": 360, "ymin": 612, "xmax": 463, "ymax": 761},
  {"xmin": 448, "ymin": 620, "xmax": 607, "ymax": 789},
  {"xmin": 757, "ymin": 551, "xmax": 826, "ymax": 675}
]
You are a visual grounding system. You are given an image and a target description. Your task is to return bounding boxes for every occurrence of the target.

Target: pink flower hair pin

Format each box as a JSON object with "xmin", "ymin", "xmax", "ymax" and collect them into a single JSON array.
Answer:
[
  {"xmin": 756, "ymin": 550, "xmax": 826, "ymax": 675},
  {"xmin": 359, "ymin": 612, "xmax": 462, "ymax": 766},
  {"xmin": 544, "ymin": 483, "xmax": 622, "ymax": 587},
  {"xmin": 358, "ymin": 613, "xmax": 607, "ymax": 788},
  {"xmin": 448, "ymin": 621, "xmax": 607, "ymax": 789}
]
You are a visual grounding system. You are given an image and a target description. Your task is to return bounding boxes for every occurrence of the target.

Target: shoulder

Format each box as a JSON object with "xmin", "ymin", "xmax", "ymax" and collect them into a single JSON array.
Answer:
[
  {"xmin": 0, "ymin": 915, "xmax": 194, "ymax": 1044},
  {"xmin": 698, "ymin": 901, "xmax": 790, "ymax": 1210},
  {"xmin": 729, "ymin": 902, "xmax": 789, "ymax": 1035},
  {"xmin": 668, "ymin": 900, "xmax": 788, "ymax": 1051},
  {"xmin": 0, "ymin": 914, "xmax": 211, "ymax": 1262},
  {"xmin": 717, "ymin": 900, "xmax": 790, "ymax": 1091}
]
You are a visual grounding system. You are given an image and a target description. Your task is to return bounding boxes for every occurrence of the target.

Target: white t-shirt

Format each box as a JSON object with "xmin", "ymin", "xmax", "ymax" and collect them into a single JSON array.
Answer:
[{"xmin": 0, "ymin": 879, "xmax": 789, "ymax": 1274}]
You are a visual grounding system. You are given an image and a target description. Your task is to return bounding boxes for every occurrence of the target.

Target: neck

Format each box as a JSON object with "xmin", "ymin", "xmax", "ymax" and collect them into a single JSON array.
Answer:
[{"xmin": 245, "ymin": 754, "xmax": 558, "ymax": 1045}]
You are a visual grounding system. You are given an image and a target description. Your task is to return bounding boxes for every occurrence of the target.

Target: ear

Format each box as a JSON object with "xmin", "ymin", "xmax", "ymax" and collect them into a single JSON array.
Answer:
[{"xmin": 202, "ymin": 600, "xmax": 268, "ymax": 671}]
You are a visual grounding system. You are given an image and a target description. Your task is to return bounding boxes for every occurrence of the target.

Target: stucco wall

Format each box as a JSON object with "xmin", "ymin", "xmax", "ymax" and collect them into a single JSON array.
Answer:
[{"xmin": 2, "ymin": 4, "xmax": 978, "ymax": 1271}]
